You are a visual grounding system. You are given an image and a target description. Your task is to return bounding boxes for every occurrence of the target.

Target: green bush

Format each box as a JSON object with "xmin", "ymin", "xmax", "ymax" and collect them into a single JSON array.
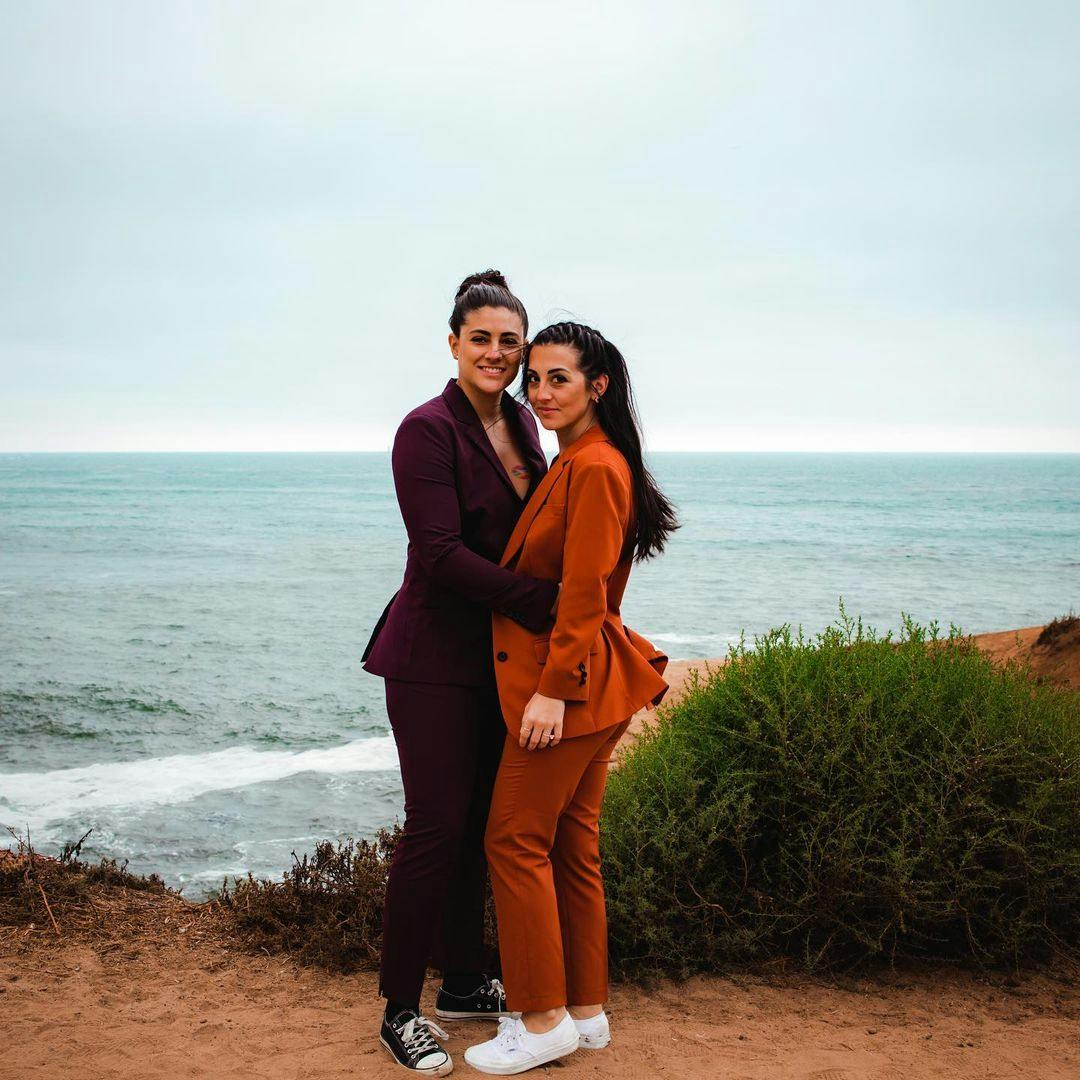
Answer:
[{"xmin": 601, "ymin": 612, "xmax": 1080, "ymax": 977}]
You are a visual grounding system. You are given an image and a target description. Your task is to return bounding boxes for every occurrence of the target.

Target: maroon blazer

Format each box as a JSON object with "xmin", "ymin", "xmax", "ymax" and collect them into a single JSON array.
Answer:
[{"xmin": 363, "ymin": 379, "xmax": 558, "ymax": 687}]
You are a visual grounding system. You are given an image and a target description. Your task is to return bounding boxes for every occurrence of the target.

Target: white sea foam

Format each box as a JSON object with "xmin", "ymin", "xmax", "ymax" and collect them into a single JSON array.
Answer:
[
  {"xmin": 0, "ymin": 736, "xmax": 399, "ymax": 830},
  {"xmin": 650, "ymin": 632, "xmax": 741, "ymax": 647},
  {"xmin": 184, "ymin": 866, "xmax": 253, "ymax": 883}
]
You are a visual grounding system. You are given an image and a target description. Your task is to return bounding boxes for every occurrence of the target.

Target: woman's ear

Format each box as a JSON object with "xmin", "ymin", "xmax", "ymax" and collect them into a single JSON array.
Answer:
[
  {"xmin": 591, "ymin": 373, "xmax": 610, "ymax": 401},
  {"xmin": 448, "ymin": 331, "xmax": 459, "ymax": 359}
]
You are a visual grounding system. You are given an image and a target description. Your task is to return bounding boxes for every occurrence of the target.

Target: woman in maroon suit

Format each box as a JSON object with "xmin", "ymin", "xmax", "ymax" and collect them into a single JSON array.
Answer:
[{"xmin": 363, "ymin": 271, "xmax": 558, "ymax": 1076}]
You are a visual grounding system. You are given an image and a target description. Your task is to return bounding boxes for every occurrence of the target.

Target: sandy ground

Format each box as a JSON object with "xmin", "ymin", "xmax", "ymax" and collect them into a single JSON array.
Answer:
[
  {"xmin": 3, "ymin": 620, "xmax": 1078, "ymax": 1080},
  {"xmin": 970, "ymin": 621, "xmax": 1080, "ymax": 690},
  {"xmin": 2, "ymin": 935, "xmax": 1077, "ymax": 1080}
]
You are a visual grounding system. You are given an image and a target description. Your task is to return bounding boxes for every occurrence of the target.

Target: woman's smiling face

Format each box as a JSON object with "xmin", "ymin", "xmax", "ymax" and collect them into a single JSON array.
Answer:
[
  {"xmin": 450, "ymin": 306, "xmax": 526, "ymax": 397},
  {"xmin": 525, "ymin": 343, "xmax": 608, "ymax": 437}
]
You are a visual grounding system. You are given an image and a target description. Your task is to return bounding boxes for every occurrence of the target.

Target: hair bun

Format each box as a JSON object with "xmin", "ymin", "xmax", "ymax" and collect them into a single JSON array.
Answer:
[{"xmin": 455, "ymin": 269, "xmax": 509, "ymax": 300}]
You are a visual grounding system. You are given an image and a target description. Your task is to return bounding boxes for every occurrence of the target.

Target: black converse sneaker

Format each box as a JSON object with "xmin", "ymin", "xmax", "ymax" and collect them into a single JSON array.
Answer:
[
  {"xmin": 434, "ymin": 976, "xmax": 512, "ymax": 1021},
  {"xmin": 379, "ymin": 1009, "xmax": 453, "ymax": 1075}
]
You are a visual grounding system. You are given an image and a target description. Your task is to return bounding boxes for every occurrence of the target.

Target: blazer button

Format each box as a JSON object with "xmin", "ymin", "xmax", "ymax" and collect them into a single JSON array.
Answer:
[{"xmin": 497, "ymin": 651, "xmax": 508, "ymax": 662}]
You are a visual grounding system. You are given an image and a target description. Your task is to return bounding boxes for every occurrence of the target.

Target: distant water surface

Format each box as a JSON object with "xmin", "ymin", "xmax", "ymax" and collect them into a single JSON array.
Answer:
[{"xmin": 1, "ymin": 452, "xmax": 1077, "ymax": 895}]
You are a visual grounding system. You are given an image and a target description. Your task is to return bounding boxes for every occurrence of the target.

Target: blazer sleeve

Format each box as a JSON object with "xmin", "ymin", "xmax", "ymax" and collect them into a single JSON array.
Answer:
[
  {"xmin": 392, "ymin": 413, "xmax": 558, "ymax": 631},
  {"xmin": 536, "ymin": 458, "xmax": 631, "ymax": 700}
]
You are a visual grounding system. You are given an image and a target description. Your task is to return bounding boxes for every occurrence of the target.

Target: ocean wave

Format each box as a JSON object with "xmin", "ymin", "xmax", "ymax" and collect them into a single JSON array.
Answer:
[
  {"xmin": 184, "ymin": 866, "xmax": 253, "ymax": 883},
  {"xmin": 0, "ymin": 736, "xmax": 399, "ymax": 830},
  {"xmin": 649, "ymin": 632, "xmax": 741, "ymax": 648},
  {"xmin": 0, "ymin": 687, "xmax": 194, "ymax": 719}
]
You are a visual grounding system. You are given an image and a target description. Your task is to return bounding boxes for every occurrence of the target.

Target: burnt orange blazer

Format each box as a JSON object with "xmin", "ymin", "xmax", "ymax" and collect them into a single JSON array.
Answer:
[{"xmin": 491, "ymin": 425, "xmax": 669, "ymax": 740}]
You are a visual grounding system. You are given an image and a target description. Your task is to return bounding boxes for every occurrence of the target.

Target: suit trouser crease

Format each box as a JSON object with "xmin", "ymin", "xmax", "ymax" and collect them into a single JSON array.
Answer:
[
  {"xmin": 380, "ymin": 678, "xmax": 504, "ymax": 1007},
  {"xmin": 485, "ymin": 720, "xmax": 629, "ymax": 1013}
]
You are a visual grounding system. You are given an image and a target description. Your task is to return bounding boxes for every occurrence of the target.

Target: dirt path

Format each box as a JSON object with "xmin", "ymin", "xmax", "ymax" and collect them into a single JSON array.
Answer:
[{"xmin": 2, "ymin": 935, "xmax": 1077, "ymax": 1080}]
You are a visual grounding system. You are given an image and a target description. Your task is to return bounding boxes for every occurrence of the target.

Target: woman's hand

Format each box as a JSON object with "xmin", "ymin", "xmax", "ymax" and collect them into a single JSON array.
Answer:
[{"xmin": 519, "ymin": 692, "xmax": 565, "ymax": 750}]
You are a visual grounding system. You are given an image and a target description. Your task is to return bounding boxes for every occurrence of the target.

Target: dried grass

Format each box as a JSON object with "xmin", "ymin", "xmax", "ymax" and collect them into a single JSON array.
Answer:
[
  {"xmin": 1036, "ymin": 613, "xmax": 1080, "ymax": 649},
  {"xmin": 0, "ymin": 829, "xmax": 226, "ymax": 957}
]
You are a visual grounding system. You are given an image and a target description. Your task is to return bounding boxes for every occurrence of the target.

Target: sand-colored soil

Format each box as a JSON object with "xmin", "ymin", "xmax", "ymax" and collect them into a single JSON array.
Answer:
[
  {"xmin": 2, "ymin": 621, "xmax": 1078, "ymax": 1080},
  {"xmin": 2, "ymin": 934, "xmax": 1077, "ymax": 1080},
  {"xmin": 972, "ymin": 620, "xmax": 1080, "ymax": 691}
]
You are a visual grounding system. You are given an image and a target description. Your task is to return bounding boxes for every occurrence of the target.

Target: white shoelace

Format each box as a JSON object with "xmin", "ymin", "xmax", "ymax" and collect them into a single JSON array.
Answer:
[
  {"xmin": 483, "ymin": 977, "xmax": 507, "ymax": 1001},
  {"xmin": 399, "ymin": 1016, "xmax": 449, "ymax": 1061},
  {"xmin": 492, "ymin": 1016, "xmax": 526, "ymax": 1055}
]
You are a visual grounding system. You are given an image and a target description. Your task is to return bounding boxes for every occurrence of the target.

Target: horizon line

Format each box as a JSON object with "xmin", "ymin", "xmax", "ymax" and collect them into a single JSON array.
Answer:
[{"xmin": 2, "ymin": 448, "xmax": 1079, "ymax": 456}]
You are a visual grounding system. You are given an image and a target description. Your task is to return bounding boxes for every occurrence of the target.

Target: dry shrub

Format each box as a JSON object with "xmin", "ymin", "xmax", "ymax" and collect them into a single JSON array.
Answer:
[
  {"xmin": 1036, "ymin": 613, "xmax": 1079, "ymax": 649},
  {"xmin": 219, "ymin": 828, "xmax": 401, "ymax": 971},
  {"xmin": 0, "ymin": 828, "xmax": 218, "ymax": 952},
  {"xmin": 1, "ymin": 828, "xmax": 167, "ymax": 930}
]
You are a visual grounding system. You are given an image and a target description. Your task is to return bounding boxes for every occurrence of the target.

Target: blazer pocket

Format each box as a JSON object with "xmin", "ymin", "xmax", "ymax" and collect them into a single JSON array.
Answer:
[{"xmin": 532, "ymin": 501, "xmax": 566, "ymax": 525}]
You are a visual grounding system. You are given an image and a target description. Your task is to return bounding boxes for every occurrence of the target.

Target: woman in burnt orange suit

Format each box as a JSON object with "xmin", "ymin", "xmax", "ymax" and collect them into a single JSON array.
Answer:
[{"xmin": 465, "ymin": 322, "xmax": 678, "ymax": 1075}]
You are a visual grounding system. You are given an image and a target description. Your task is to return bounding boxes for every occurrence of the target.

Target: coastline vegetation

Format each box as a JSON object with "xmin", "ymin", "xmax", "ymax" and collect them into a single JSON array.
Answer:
[
  {"xmin": 2, "ymin": 827, "xmax": 166, "ymax": 912},
  {"xmin": 4, "ymin": 612, "xmax": 1077, "ymax": 978},
  {"xmin": 1036, "ymin": 612, "xmax": 1078, "ymax": 648},
  {"xmin": 1, "ymin": 826, "xmax": 175, "ymax": 945},
  {"xmin": 217, "ymin": 827, "xmax": 403, "ymax": 971},
  {"xmin": 603, "ymin": 611, "xmax": 1080, "ymax": 976}
]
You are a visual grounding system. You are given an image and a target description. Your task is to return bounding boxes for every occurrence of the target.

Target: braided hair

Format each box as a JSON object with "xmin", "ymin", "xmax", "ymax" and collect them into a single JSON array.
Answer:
[
  {"xmin": 449, "ymin": 269, "xmax": 529, "ymax": 337},
  {"xmin": 524, "ymin": 321, "xmax": 678, "ymax": 562}
]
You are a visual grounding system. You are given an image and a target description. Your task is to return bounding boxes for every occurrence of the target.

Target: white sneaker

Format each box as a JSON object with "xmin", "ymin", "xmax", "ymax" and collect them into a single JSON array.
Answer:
[
  {"xmin": 463, "ymin": 1013, "xmax": 579, "ymax": 1075},
  {"xmin": 573, "ymin": 1010, "xmax": 610, "ymax": 1049}
]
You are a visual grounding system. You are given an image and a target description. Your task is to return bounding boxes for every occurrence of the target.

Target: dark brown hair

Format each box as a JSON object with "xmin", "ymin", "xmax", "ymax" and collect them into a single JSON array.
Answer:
[
  {"xmin": 525, "ymin": 321, "xmax": 678, "ymax": 562},
  {"xmin": 449, "ymin": 269, "xmax": 529, "ymax": 337}
]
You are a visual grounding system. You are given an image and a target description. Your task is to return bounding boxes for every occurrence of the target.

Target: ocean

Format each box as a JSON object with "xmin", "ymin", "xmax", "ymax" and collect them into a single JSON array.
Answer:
[{"xmin": 1, "ymin": 452, "xmax": 1077, "ymax": 897}]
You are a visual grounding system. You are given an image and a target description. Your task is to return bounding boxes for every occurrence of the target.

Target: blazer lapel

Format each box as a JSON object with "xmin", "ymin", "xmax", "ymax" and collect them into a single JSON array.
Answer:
[
  {"xmin": 442, "ymin": 380, "xmax": 533, "ymax": 502},
  {"xmin": 499, "ymin": 424, "xmax": 612, "ymax": 568},
  {"xmin": 462, "ymin": 424, "xmax": 519, "ymax": 500},
  {"xmin": 500, "ymin": 456, "xmax": 566, "ymax": 567},
  {"xmin": 501, "ymin": 395, "xmax": 548, "ymax": 500}
]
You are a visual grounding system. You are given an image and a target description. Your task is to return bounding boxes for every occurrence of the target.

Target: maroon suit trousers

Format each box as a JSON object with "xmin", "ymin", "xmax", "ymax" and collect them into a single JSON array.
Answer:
[{"xmin": 379, "ymin": 678, "xmax": 505, "ymax": 1007}]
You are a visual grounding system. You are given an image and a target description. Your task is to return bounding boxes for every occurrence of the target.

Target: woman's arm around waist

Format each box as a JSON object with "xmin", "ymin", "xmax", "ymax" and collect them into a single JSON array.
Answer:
[{"xmin": 392, "ymin": 412, "xmax": 557, "ymax": 631}]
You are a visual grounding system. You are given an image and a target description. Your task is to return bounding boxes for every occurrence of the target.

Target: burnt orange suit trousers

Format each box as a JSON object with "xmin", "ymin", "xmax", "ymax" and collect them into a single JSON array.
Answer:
[{"xmin": 484, "ymin": 719, "xmax": 630, "ymax": 1013}]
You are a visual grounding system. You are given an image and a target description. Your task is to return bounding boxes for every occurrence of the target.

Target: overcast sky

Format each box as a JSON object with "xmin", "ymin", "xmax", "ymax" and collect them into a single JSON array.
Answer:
[{"xmin": 2, "ymin": 1, "xmax": 1078, "ymax": 452}]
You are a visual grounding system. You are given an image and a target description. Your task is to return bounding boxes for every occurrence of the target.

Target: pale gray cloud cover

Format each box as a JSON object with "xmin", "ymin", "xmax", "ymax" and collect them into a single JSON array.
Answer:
[{"xmin": 2, "ymin": 0, "xmax": 1078, "ymax": 451}]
